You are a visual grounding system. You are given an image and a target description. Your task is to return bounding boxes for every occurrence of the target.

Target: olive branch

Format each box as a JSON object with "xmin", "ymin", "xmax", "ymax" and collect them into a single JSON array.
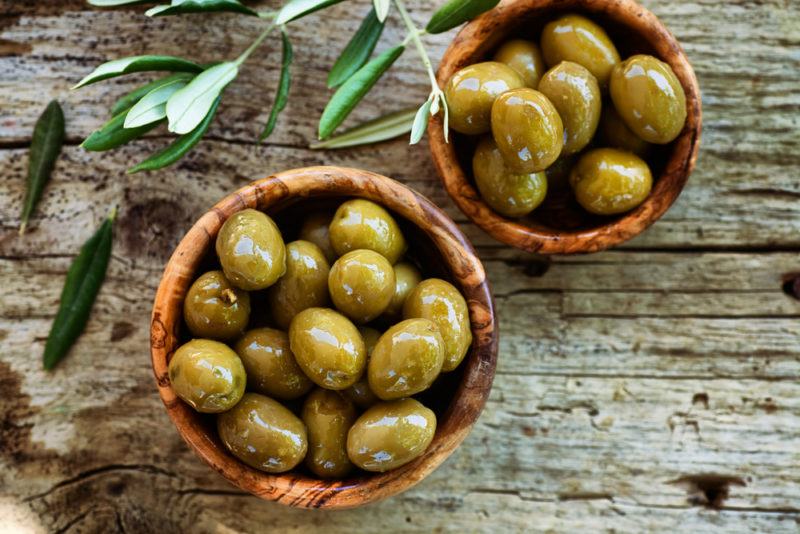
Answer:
[{"xmin": 77, "ymin": 0, "xmax": 500, "ymax": 172}]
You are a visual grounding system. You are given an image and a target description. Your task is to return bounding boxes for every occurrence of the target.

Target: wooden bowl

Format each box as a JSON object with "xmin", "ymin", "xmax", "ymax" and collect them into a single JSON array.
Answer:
[
  {"xmin": 429, "ymin": 0, "xmax": 702, "ymax": 254},
  {"xmin": 150, "ymin": 166, "xmax": 497, "ymax": 509}
]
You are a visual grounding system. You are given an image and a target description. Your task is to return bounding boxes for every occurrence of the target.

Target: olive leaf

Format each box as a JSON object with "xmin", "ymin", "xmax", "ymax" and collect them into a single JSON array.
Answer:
[
  {"xmin": 409, "ymin": 98, "xmax": 432, "ymax": 145},
  {"xmin": 43, "ymin": 210, "xmax": 115, "ymax": 370},
  {"xmin": 82, "ymin": 109, "xmax": 163, "ymax": 152},
  {"xmin": 129, "ymin": 96, "xmax": 221, "ymax": 173},
  {"xmin": 88, "ymin": 0, "xmax": 155, "ymax": 6},
  {"xmin": 124, "ymin": 77, "xmax": 189, "ymax": 128},
  {"xmin": 425, "ymin": 0, "xmax": 499, "ymax": 34},
  {"xmin": 110, "ymin": 73, "xmax": 194, "ymax": 117},
  {"xmin": 373, "ymin": 0, "xmax": 390, "ymax": 22},
  {"xmin": 261, "ymin": 29, "xmax": 293, "ymax": 141},
  {"xmin": 327, "ymin": 7, "xmax": 385, "ymax": 89},
  {"xmin": 73, "ymin": 55, "xmax": 202, "ymax": 89},
  {"xmin": 275, "ymin": 0, "xmax": 347, "ymax": 25},
  {"xmin": 166, "ymin": 61, "xmax": 237, "ymax": 134},
  {"xmin": 146, "ymin": 0, "xmax": 258, "ymax": 17},
  {"xmin": 310, "ymin": 108, "xmax": 417, "ymax": 150},
  {"xmin": 318, "ymin": 45, "xmax": 405, "ymax": 140},
  {"xmin": 20, "ymin": 101, "xmax": 65, "ymax": 235}
]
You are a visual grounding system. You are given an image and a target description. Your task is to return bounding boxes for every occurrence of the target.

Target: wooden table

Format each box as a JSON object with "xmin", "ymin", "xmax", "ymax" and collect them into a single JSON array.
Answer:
[{"xmin": 1, "ymin": 1, "xmax": 799, "ymax": 532}]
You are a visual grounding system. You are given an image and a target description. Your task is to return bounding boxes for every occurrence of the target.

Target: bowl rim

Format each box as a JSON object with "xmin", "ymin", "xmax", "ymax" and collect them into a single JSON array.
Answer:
[
  {"xmin": 429, "ymin": 0, "xmax": 703, "ymax": 254},
  {"xmin": 150, "ymin": 165, "xmax": 498, "ymax": 509}
]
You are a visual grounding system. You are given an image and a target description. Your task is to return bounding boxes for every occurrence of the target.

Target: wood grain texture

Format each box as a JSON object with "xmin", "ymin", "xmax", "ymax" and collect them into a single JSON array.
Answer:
[{"xmin": 1, "ymin": 0, "xmax": 799, "ymax": 532}]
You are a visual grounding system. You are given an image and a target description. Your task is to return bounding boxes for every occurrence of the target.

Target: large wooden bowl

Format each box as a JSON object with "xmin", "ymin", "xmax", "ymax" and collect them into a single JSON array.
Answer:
[
  {"xmin": 429, "ymin": 0, "xmax": 702, "ymax": 254},
  {"xmin": 150, "ymin": 166, "xmax": 497, "ymax": 509}
]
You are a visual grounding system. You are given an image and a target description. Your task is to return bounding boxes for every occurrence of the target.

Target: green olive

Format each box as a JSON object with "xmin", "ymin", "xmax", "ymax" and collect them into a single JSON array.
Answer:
[
  {"xmin": 234, "ymin": 327, "xmax": 313, "ymax": 400},
  {"xmin": 215, "ymin": 209, "xmax": 286, "ymax": 291},
  {"xmin": 302, "ymin": 388, "xmax": 357, "ymax": 478},
  {"xmin": 445, "ymin": 61, "xmax": 525, "ymax": 135},
  {"xmin": 490, "ymin": 88, "xmax": 563, "ymax": 173},
  {"xmin": 329, "ymin": 199, "xmax": 407, "ymax": 264},
  {"xmin": 267, "ymin": 240, "xmax": 330, "ymax": 329},
  {"xmin": 298, "ymin": 211, "xmax": 336, "ymax": 264},
  {"xmin": 570, "ymin": 148, "xmax": 653, "ymax": 215},
  {"xmin": 288, "ymin": 307, "xmax": 366, "ymax": 390},
  {"xmin": 368, "ymin": 318, "xmax": 445, "ymax": 400},
  {"xmin": 346, "ymin": 398, "xmax": 436, "ymax": 472},
  {"xmin": 597, "ymin": 104, "xmax": 651, "ymax": 157},
  {"xmin": 168, "ymin": 339, "xmax": 246, "ymax": 413},
  {"xmin": 217, "ymin": 393, "xmax": 307, "ymax": 473},
  {"xmin": 183, "ymin": 270, "xmax": 250, "ymax": 341},
  {"xmin": 382, "ymin": 261, "xmax": 422, "ymax": 320},
  {"xmin": 493, "ymin": 39, "xmax": 546, "ymax": 88},
  {"xmin": 343, "ymin": 327, "xmax": 381, "ymax": 409},
  {"xmin": 472, "ymin": 136, "xmax": 548, "ymax": 218},
  {"xmin": 403, "ymin": 279, "xmax": 472, "ymax": 372},
  {"xmin": 609, "ymin": 54, "xmax": 687, "ymax": 144},
  {"xmin": 538, "ymin": 61, "xmax": 601, "ymax": 155},
  {"xmin": 540, "ymin": 14, "xmax": 621, "ymax": 88},
  {"xmin": 328, "ymin": 249, "xmax": 395, "ymax": 323}
]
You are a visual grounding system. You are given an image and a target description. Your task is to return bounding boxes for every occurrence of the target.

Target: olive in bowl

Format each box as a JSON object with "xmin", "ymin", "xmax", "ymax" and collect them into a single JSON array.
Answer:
[{"xmin": 150, "ymin": 166, "xmax": 497, "ymax": 509}]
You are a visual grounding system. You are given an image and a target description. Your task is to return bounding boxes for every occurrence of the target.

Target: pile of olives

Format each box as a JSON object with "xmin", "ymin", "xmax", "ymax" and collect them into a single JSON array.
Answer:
[
  {"xmin": 168, "ymin": 199, "xmax": 473, "ymax": 477},
  {"xmin": 445, "ymin": 13, "xmax": 687, "ymax": 218}
]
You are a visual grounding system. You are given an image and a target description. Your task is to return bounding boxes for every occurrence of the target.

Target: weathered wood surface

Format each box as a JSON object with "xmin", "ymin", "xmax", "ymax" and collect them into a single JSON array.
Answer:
[{"xmin": 1, "ymin": 0, "xmax": 799, "ymax": 532}]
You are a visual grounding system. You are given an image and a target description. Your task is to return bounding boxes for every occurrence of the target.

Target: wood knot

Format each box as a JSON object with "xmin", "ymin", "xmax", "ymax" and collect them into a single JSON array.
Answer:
[
  {"xmin": 669, "ymin": 474, "xmax": 746, "ymax": 509},
  {"xmin": 782, "ymin": 273, "xmax": 800, "ymax": 300}
]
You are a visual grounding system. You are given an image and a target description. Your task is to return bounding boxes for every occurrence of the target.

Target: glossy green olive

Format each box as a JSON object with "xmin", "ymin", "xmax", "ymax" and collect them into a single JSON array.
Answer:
[
  {"xmin": 538, "ymin": 61, "xmax": 601, "ymax": 155},
  {"xmin": 493, "ymin": 39, "xmax": 546, "ymax": 88},
  {"xmin": 570, "ymin": 148, "xmax": 653, "ymax": 215},
  {"xmin": 234, "ymin": 328, "xmax": 313, "ymax": 400},
  {"xmin": 540, "ymin": 14, "xmax": 621, "ymax": 88},
  {"xmin": 302, "ymin": 388, "xmax": 357, "ymax": 478},
  {"xmin": 215, "ymin": 209, "xmax": 286, "ymax": 291},
  {"xmin": 183, "ymin": 270, "xmax": 250, "ymax": 341},
  {"xmin": 346, "ymin": 398, "xmax": 436, "ymax": 472},
  {"xmin": 382, "ymin": 261, "xmax": 422, "ymax": 320},
  {"xmin": 329, "ymin": 199, "xmax": 407, "ymax": 264},
  {"xmin": 267, "ymin": 240, "xmax": 330, "ymax": 329},
  {"xmin": 344, "ymin": 327, "xmax": 381, "ymax": 409},
  {"xmin": 609, "ymin": 54, "xmax": 687, "ymax": 144},
  {"xmin": 168, "ymin": 339, "xmax": 245, "ymax": 413},
  {"xmin": 217, "ymin": 393, "xmax": 307, "ymax": 473},
  {"xmin": 298, "ymin": 211, "xmax": 336, "ymax": 264},
  {"xmin": 445, "ymin": 61, "xmax": 525, "ymax": 135},
  {"xmin": 491, "ymin": 88, "xmax": 563, "ymax": 173},
  {"xmin": 598, "ymin": 104, "xmax": 651, "ymax": 157},
  {"xmin": 329, "ymin": 249, "xmax": 395, "ymax": 323},
  {"xmin": 368, "ymin": 318, "xmax": 445, "ymax": 400},
  {"xmin": 288, "ymin": 307, "xmax": 366, "ymax": 390},
  {"xmin": 403, "ymin": 279, "xmax": 472, "ymax": 372},
  {"xmin": 473, "ymin": 136, "xmax": 548, "ymax": 217}
]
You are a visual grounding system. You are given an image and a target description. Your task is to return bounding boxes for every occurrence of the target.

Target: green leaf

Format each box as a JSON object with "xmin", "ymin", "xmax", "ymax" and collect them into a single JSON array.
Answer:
[
  {"xmin": 88, "ymin": 0, "xmax": 155, "ymax": 6},
  {"xmin": 318, "ymin": 45, "xmax": 404, "ymax": 140},
  {"xmin": 19, "ymin": 101, "xmax": 65, "ymax": 235},
  {"xmin": 409, "ymin": 98, "xmax": 432, "ymax": 145},
  {"xmin": 124, "ymin": 77, "xmax": 188, "ymax": 128},
  {"xmin": 310, "ymin": 108, "xmax": 416, "ymax": 149},
  {"xmin": 275, "ymin": 0, "xmax": 347, "ymax": 24},
  {"xmin": 128, "ymin": 96, "xmax": 220, "ymax": 173},
  {"xmin": 425, "ymin": 0, "xmax": 499, "ymax": 34},
  {"xmin": 373, "ymin": 0, "xmax": 390, "ymax": 22},
  {"xmin": 73, "ymin": 55, "xmax": 202, "ymax": 89},
  {"xmin": 146, "ymin": 0, "xmax": 258, "ymax": 17},
  {"xmin": 110, "ymin": 73, "xmax": 194, "ymax": 117},
  {"xmin": 166, "ymin": 61, "xmax": 237, "ymax": 134},
  {"xmin": 43, "ymin": 210, "xmax": 115, "ymax": 370},
  {"xmin": 327, "ymin": 7, "xmax": 385, "ymax": 89},
  {"xmin": 261, "ymin": 29, "xmax": 293, "ymax": 141},
  {"xmin": 81, "ymin": 109, "xmax": 162, "ymax": 152}
]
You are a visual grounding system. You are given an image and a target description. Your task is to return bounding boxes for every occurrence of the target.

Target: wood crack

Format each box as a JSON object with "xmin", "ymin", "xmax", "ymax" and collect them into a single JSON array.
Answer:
[{"xmin": 24, "ymin": 464, "xmax": 178, "ymax": 502}]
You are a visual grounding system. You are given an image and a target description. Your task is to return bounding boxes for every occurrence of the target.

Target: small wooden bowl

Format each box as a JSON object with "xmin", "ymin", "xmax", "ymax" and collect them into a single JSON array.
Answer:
[
  {"xmin": 429, "ymin": 0, "xmax": 702, "ymax": 254},
  {"xmin": 150, "ymin": 166, "xmax": 497, "ymax": 509}
]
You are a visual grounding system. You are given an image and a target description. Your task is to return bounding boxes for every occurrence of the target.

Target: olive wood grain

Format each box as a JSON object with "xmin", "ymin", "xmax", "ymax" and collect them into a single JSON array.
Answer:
[
  {"xmin": 429, "ymin": 0, "xmax": 703, "ymax": 254},
  {"xmin": 149, "ymin": 166, "xmax": 498, "ymax": 509}
]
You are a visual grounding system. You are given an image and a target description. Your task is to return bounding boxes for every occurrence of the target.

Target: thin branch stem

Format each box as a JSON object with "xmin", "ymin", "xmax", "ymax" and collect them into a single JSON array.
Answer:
[
  {"xmin": 394, "ymin": 0, "xmax": 438, "ymax": 89},
  {"xmin": 236, "ymin": 23, "xmax": 278, "ymax": 66}
]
